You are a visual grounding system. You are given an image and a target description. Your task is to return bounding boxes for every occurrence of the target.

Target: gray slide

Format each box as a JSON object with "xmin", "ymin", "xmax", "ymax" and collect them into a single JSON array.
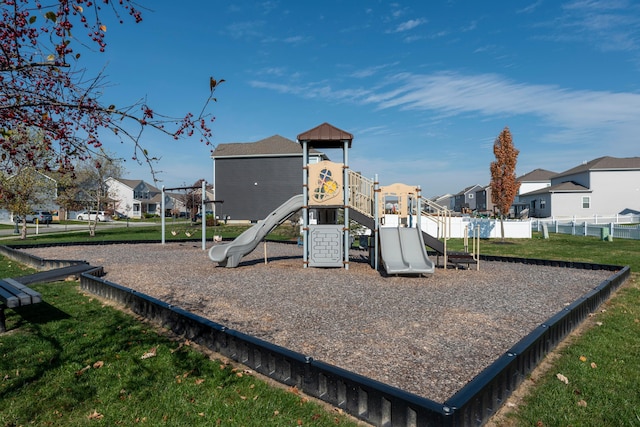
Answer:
[
  {"xmin": 379, "ymin": 227, "xmax": 435, "ymax": 275},
  {"xmin": 209, "ymin": 194, "xmax": 303, "ymax": 268}
]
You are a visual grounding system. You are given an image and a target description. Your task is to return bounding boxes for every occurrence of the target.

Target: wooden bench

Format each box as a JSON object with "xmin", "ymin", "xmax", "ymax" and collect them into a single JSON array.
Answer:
[{"xmin": 0, "ymin": 278, "xmax": 42, "ymax": 333}]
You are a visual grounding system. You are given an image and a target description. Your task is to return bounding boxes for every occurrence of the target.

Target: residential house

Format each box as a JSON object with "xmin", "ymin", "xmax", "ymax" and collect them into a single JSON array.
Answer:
[
  {"xmin": 211, "ymin": 135, "xmax": 328, "ymax": 222},
  {"xmin": 0, "ymin": 169, "xmax": 58, "ymax": 222},
  {"xmin": 517, "ymin": 168, "xmax": 556, "ymax": 196},
  {"xmin": 475, "ymin": 185, "xmax": 494, "ymax": 215},
  {"xmin": 428, "ymin": 194, "xmax": 453, "ymax": 212},
  {"xmin": 452, "ymin": 184, "xmax": 483, "ymax": 213},
  {"xmin": 518, "ymin": 157, "xmax": 640, "ymax": 218},
  {"xmin": 105, "ymin": 178, "xmax": 166, "ymax": 219},
  {"xmin": 512, "ymin": 168, "xmax": 556, "ymax": 218}
]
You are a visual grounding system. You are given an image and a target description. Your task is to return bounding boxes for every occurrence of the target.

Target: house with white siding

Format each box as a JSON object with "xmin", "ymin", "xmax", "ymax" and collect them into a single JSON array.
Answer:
[
  {"xmin": 518, "ymin": 157, "xmax": 640, "ymax": 218},
  {"xmin": 105, "ymin": 178, "xmax": 167, "ymax": 219}
]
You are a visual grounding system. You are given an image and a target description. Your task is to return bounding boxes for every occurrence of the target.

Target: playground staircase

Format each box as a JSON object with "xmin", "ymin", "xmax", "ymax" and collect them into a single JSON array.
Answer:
[
  {"xmin": 419, "ymin": 196, "xmax": 477, "ymax": 269},
  {"xmin": 346, "ymin": 171, "xmax": 478, "ymax": 269}
]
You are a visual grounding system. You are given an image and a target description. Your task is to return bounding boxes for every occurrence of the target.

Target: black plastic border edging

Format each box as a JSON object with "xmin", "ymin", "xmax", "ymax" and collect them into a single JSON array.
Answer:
[
  {"xmin": 443, "ymin": 265, "xmax": 629, "ymax": 426},
  {"xmin": 1, "ymin": 244, "xmax": 630, "ymax": 427},
  {"xmin": 79, "ymin": 272, "xmax": 448, "ymax": 426},
  {"xmin": 77, "ymin": 259, "xmax": 630, "ymax": 427}
]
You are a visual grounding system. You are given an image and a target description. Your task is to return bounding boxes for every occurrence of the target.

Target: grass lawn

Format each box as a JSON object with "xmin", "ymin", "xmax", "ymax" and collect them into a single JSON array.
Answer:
[
  {"xmin": 1, "ymin": 223, "xmax": 296, "ymax": 246},
  {"xmin": 1, "ymin": 227, "xmax": 638, "ymax": 426},
  {"xmin": 0, "ymin": 278, "xmax": 360, "ymax": 426}
]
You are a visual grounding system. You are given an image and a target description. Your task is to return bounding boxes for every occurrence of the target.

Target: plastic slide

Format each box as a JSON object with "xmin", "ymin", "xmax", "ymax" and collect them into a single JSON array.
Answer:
[
  {"xmin": 379, "ymin": 227, "xmax": 435, "ymax": 275},
  {"xmin": 208, "ymin": 194, "xmax": 304, "ymax": 268}
]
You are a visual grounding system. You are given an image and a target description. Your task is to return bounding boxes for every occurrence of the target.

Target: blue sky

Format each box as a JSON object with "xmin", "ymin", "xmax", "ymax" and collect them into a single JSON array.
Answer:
[{"xmin": 86, "ymin": 0, "xmax": 640, "ymax": 197}]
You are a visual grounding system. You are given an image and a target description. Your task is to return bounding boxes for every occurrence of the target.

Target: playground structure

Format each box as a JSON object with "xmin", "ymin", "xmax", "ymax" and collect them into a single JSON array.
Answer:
[
  {"xmin": 208, "ymin": 122, "xmax": 478, "ymax": 273},
  {"xmin": 160, "ymin": 181, "xmax": 219, "ymax": 251}
]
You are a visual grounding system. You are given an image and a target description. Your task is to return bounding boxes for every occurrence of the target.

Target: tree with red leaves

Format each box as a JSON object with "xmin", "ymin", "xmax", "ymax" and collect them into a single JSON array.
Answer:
[
  {"xmin": 490, "ymin": 126, "xmax": 520, "ymax": 240},
  {"xmin": 0, "ymin": 0, "xmax": 222, "ymax": 177}
]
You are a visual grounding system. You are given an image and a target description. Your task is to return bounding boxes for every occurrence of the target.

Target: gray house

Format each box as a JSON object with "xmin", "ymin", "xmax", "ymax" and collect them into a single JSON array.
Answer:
[
  {"xmin": 212, "ymin": 135, "xmax": 327, "ymax": 222},
  {"xmin": 453, "ymin": 184, "xmax": 483, "ymax": 213},
  {"xmin": 475, "ymin": 185, "xmax": 494, "ymax": 215},
  {"xmin": 518, "ymin": 157, "xmax": 640, "ymax": 218}
]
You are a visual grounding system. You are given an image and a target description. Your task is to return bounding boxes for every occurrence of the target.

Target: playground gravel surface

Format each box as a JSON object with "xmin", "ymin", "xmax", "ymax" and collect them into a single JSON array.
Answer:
[{"xmin": 23, "ymin": 242, "xmax": 613, "ymax": 403}]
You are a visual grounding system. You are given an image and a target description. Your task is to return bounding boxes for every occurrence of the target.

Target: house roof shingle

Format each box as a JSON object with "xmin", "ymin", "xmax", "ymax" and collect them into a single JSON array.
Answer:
[
  {"xmin": 212, "ymin": 135, "xmax": 326, "ymax": 159},
  {"xmin": 523, "ymin": 181, "xmax": 591, "ymax": 196},
  {"xmin": 108, "ymin": 177, "xmax": 161, "ymax": 193},
  {"xmin": 554, "ymin": 156, "xmax": 640, "ymax": 179},
  {"xmin": 454, "ymin": 184, "xmax": 482, "ymax": 196},
  {"xmin": 517, "ymin": 168, "xmax": 557, "ymax": 182}
]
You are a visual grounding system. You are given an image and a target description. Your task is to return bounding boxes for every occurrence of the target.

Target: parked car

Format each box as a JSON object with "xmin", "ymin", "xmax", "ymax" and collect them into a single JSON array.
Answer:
[
  {"xmin": 76, "ymin": 210, "xmax": 111, "ymax": 221},
  {"xmin": 16, "ymin": 211, "xmax": 53, "ymax": 224}
]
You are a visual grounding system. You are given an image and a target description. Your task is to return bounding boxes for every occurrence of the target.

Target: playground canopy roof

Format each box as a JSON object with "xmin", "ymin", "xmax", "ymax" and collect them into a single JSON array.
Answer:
[{"xmin": 297, "ymin": 122, "xmax": 353, "ymax": 149}]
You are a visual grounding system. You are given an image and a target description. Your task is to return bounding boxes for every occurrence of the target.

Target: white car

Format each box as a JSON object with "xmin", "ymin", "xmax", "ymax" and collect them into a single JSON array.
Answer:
[{"xmin": 76, "ymin": 211, "xmax": 111, "ymax": 222}]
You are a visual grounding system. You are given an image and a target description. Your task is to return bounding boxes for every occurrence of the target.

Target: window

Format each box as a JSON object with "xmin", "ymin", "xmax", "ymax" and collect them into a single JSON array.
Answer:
[
  {"xmin": 468, "ymin": 194, "xmax": 474, "ymax": 199},
  {"xmin": 540, "ymin": 199, "xmax": 546, "ymax": 209},
  {"xmin": 582, "ymin": 196, "xmax": 590, "ymax": 209}
]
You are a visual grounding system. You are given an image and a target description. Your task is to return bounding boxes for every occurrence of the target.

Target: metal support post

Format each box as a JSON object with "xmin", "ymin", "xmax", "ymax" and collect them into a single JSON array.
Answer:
[{"xmin": 161, "ymin": 186, "xmax": 166, "ymax": 244}]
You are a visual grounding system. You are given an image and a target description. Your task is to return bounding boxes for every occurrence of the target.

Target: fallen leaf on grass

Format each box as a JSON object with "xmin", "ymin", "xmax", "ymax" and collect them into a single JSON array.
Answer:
[
  {"xmin": 76, "ymin": 365, "xmax": 91, "ymax": 376},
  {"xmin": 591, "ymin": 362, "xmax": 597, "ymax": 369},
  {"xmin": 579, "ymin": 356, "xmax": 587, "ymax": 362},
  {"xmin": 556, "ymin": 373, "xmax": 569, "ymax": 385},
  {"xmin": 93, "ymin": 361, "xmax": 104, "ymax": 369},
  {"xmin": 88, "ymin": 410, "xmax": 104, "ymax": 420},
  {"xmin": 577, "ymin": 399, "xmax": 587, "ymax": 407},
  {"xmin": 140, "ymin": 347, "xmax": 157, "ymax": 359},
  {"xmin": 288, "ymin": 385, "xmax": 300, "ymax": 395},
  {"xmin": 195, "ymin": 378, "xmax": 205, "ymax": 385}
]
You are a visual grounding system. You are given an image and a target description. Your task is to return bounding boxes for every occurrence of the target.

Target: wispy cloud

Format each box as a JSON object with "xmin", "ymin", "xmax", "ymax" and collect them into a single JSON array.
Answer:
[
  {"xmin": 350, "ymin": 62, "xmax": 399, "ymax": 78},
  {"xmin": 367, "ymin": 72, "xmax": 640, "ymax": 128},
  {"xmin": 224, "ymin": 21, "xmax": 266, "ymax": 40},
  {"xmin": 250, "ymin": 71, "xmax": 640, "ymax": 146},
  {"xmin": 391, "ymin": 18, "xmax": 427, "ymax": 33},
  {"xmin": 517, "ymin": 0, "xmax": 544, "ymax": 14},
  {"xmin": 535, "ymin": 0, "xmax": 640, "ymax": 52},
  {"xmin": 281, "ymin": 35, "xmax": 310, "ymax": 45}
]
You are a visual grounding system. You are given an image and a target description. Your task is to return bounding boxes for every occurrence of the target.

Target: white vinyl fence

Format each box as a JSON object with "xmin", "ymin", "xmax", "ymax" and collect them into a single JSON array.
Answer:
[
  {"xmin": 532, "ymin": 214, "xmax": 640, "ymax": 240},
  {"xmin": 420, "ymin": 216, "xmax": 532, "ymax": 239}
]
